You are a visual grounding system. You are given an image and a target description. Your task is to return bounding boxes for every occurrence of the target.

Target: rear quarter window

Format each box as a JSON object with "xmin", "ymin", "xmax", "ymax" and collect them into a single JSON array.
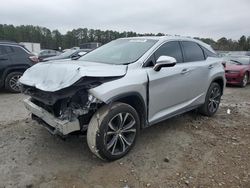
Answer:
[
  {"xmin": 12, "ymin": 46, "xmax": 28, "ymax": 55},
  {"xmin": 0, "ymin": 46, "xmax": 4, "ymax": 55},
  {"xmin": 182, "ymin": 41, "xmax": 205, "ymax": 62},
  {"xmin": 200, "ymin": 46, "xmax": 218, "ymax": 58}
]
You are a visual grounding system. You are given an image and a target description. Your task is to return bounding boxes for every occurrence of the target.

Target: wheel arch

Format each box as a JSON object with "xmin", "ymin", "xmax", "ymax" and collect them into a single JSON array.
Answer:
[
  {"xmin": 3, "ymin": 66, "xmax": 29, "ymax": 86},
  {"xmin": 211, "ymin": 76, "xmax": 224, "ymax": 94},
  {"xmin": 106, "ymin": 92, "xmax": 148, "ymax": 129}
]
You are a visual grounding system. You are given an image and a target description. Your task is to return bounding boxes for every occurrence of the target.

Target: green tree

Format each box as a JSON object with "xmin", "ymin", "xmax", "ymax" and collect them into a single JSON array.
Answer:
[
  {"xmin": 239, "ymin": 35, "xmax": 247, "ymax": 50},
  {"xmin": 0, "ymin": 24, "xmax": 249, "ymax": 51}
]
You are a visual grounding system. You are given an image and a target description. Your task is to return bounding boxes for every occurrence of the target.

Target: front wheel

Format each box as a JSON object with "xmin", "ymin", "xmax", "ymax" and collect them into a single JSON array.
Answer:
[
  {"xmin": 87, "ymin": 102, "xmax": 140, "ymax": 161},
  {"xmin": 199, "ymin": 82, "xmax": 222, "ymax": 116}
]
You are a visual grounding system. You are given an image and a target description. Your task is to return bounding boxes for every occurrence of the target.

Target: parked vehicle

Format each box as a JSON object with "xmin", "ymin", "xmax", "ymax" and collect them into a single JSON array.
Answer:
[
  {"xmin": 0, "ymin": 41, "xmax": 38, "ymax": 92},
  {"xmin": 38, "ymin": 49, "xmax": 61, "ymax": 61},
  {"xmin": 224, "ymin": 56, "xmax": 250, "ymax": 87},
  {"xmin": 43, "ymin": 49, "xmax": 91, "ymax": 61},
  {"xmin": 20, "ymin": 36, "xmax": 225, "ymax": 161}
]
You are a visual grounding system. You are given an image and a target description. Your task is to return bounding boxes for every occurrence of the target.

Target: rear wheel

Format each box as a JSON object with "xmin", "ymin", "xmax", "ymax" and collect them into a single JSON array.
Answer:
[
  {"xmin": 241, "ymin": 73, "xmax": 248, "ymax": 87},
  {"xmin": 87, "ymin": 102, "xmax": 140, "ymax": 161},
  {"xmin": 5, "ymin": 72, "xmax": 23, "ymax": 93},
  {"xmin": 199, "ymin": 82, "xmax": 222, "ymax": 116}
]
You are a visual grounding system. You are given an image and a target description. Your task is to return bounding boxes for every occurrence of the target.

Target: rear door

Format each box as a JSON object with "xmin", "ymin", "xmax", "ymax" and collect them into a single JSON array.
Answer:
[
  {"xmin": 180, "ymin": 41, "xmax": 212, "ymax": 99},
  {"xmin": 0, "ymin": 45, "xmax": 12, "ymax": 84},
  {"xmin": 7, "ymin": 46, "xmax": 31, "ymax": 66}
]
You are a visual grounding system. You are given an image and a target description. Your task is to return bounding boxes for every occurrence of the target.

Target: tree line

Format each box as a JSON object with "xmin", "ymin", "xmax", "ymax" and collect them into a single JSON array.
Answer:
[{"xmin": 0, "ymin": 24, "xmax": 249, "ymax": 51}]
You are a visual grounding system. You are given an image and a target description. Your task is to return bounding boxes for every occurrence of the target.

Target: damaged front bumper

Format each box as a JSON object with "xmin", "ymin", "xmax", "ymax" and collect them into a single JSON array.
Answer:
[{"xmin": 24, "ymin": 98, "xmax": 81, "ymax": 135}]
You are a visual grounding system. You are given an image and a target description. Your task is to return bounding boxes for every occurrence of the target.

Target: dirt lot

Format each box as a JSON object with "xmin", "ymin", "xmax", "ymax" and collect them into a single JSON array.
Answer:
[{"xmin": 0, "ymin": 86, "xmax": 250, "ymax": 188}]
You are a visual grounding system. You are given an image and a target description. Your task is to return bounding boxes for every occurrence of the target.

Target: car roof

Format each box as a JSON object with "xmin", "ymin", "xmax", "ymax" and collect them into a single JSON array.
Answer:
[
  {"xmin": 120, "ymin": 35, "xmax": 197, "ymax": 41},
  {"xmin": 0, "ymin": 41, "xmax": 32, "ymax": 53},
  {"xmin": 0, "ymin": 41, "xmax": 22, "ymax": 46},
  {"xmin": 119, "ymin": 36, "xmax": 215, "ymax": 53}
]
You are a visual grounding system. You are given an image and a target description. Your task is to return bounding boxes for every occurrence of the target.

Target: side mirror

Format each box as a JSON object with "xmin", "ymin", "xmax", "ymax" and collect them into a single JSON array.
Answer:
[{"xmin": 153, "ymin": 56, "xmax": 177, "ymax": 71}]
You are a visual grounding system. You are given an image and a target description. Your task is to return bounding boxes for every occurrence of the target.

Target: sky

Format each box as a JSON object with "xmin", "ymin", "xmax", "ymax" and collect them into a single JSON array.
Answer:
[{"xmin": 0, "ymin": 0, "xmax": 249, "ymax": 40}]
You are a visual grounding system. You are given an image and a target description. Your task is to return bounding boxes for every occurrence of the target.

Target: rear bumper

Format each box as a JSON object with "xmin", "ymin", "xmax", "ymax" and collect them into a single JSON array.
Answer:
[{"xmin": 23, "ymin": 98, "xmax": 81, "ymax": 135}]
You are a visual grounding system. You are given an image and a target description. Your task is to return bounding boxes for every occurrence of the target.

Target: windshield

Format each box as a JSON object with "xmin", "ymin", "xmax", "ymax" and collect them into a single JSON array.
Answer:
[
  {"xmin": 225, "ymin": 56, "xmax": 250, "ymax": 65},
  {"xmin": 79, "ymin": 38, "xmax": 158, "ymax": 65}
]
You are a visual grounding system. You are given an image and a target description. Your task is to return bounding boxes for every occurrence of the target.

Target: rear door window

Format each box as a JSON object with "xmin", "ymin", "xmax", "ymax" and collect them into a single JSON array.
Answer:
[
  {"xmin": 154, "ymin": 41, "xmax": 183, "ymax": 63},
  {"xmin": 0, "ymin": 46, "xmax": 4, "ymax": 55},
  {"xmin": 12, "ymin": 46, "xmax": 27, "ymax": 55},
  {"xmin": 181, "ymin": 41, "xmax": 205, "ymax": 62},
  {"xmin": 3, "ymin": 46, "xmax": 14, "ymax": 54}
]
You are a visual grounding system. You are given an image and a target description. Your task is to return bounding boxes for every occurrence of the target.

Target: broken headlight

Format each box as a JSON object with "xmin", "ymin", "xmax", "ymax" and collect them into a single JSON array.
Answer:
[{"xmin": 58, "ymin": 92, "xmax": 102, "ymax": 121}]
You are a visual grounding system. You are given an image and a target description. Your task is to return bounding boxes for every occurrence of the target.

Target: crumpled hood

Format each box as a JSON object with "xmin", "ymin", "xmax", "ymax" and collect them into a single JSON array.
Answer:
[{"xmin": 19, "ymin": 60, "xmax": 127, "ymax": 92}]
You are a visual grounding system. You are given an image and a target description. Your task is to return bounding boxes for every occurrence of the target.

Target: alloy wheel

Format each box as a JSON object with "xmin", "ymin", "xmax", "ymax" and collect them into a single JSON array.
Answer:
[
  {"xmin": 9, "ymin": 75, "xmax": 21, "ymax": 92},
  {"xmin": 105, "ymin": 112, "xmax": 136, "ymax": 156},
  {"xmin": 208, "ymin": 87, "xmax": 221, "ymax": 113}
]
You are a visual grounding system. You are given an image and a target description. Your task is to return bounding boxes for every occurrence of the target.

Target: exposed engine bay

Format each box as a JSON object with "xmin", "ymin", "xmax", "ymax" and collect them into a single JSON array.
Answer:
[{"xmin": 21, "ymin": 76, "xmax": 119, "ymax": 132}]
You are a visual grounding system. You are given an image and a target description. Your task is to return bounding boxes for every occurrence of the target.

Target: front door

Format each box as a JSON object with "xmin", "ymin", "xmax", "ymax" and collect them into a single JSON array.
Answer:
[{"xmin": 146, "ymin": 41, "xmax": 208, "ymax": 124}]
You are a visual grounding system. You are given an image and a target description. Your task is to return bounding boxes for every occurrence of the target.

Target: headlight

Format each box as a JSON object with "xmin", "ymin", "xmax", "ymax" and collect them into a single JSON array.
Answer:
[{"xmin": 227, "ymin": 70, "xmax": 240, "ymax": 74}]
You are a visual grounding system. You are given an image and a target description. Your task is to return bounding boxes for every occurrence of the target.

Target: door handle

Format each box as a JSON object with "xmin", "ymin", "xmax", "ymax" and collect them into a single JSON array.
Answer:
[
  {"xmin": 181, "ymin": 68, "xmax": 190, "ymax": 74},
  {"xmin": 208, "ymin": 64, "xmax": 214, "ymax": 69}
]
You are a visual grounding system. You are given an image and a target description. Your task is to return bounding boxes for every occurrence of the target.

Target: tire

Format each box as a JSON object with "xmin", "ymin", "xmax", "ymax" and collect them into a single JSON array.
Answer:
[
  {"xmin": 87, "ymin": 102, "xmax": 140, "ymax": 161},
  {"xmin": 5, "ymin": 72, "xmax": 23, "ymax": 93},
  {"xmin": 199, "ymin": 82, "xmax": 222, "ymax": 117},
  {"xmin": 241, "ymin": 73, "xmax": 248, "ymax": 88}
]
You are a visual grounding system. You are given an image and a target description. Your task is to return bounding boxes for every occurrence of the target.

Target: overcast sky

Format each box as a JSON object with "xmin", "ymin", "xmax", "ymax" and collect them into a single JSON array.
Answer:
[{"xmin": 0, "ymin": 0, "xmax": 249, "ymax": 40}]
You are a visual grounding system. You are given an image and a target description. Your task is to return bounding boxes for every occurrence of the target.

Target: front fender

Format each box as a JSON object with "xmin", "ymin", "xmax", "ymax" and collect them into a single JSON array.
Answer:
[{"xmin": 88, "ymin": 68, "xmax": 148, "ymax": 105}]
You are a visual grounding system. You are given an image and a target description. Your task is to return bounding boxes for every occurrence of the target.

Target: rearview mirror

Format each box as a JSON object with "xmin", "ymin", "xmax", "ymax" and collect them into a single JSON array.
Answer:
[{"xmin": 153, "ymin": 56, "xmax": 177, "ymax": 71}]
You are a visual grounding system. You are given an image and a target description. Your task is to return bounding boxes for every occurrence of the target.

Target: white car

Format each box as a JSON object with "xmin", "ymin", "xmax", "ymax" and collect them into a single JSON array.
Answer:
[{"xmin": 20, "ymin": 36, "xmax": 225, "ymax": 160}]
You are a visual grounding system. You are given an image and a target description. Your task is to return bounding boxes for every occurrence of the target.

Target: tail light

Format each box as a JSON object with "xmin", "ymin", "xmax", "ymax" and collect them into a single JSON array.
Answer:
[{"xmin": 29, "ymin": 56, "xmax": 39, "ymax": 64}]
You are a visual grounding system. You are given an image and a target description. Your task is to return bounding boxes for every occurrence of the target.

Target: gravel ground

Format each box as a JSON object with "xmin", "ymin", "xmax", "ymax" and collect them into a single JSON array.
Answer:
[{"xmin": 0, "ymin": 86, "xmax": 249, "ymax": 188}]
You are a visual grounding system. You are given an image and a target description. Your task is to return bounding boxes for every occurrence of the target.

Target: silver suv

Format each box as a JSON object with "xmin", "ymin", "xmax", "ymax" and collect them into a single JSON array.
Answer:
[{"xmin": 20, "ymin": 36, "xmax": 225, "ymax": 161}]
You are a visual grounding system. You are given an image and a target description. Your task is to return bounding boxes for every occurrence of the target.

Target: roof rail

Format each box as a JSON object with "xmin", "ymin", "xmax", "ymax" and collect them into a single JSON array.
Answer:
[{"xmin": 0, "ymin": 40, "xmax": 18, "ymax": 44}]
